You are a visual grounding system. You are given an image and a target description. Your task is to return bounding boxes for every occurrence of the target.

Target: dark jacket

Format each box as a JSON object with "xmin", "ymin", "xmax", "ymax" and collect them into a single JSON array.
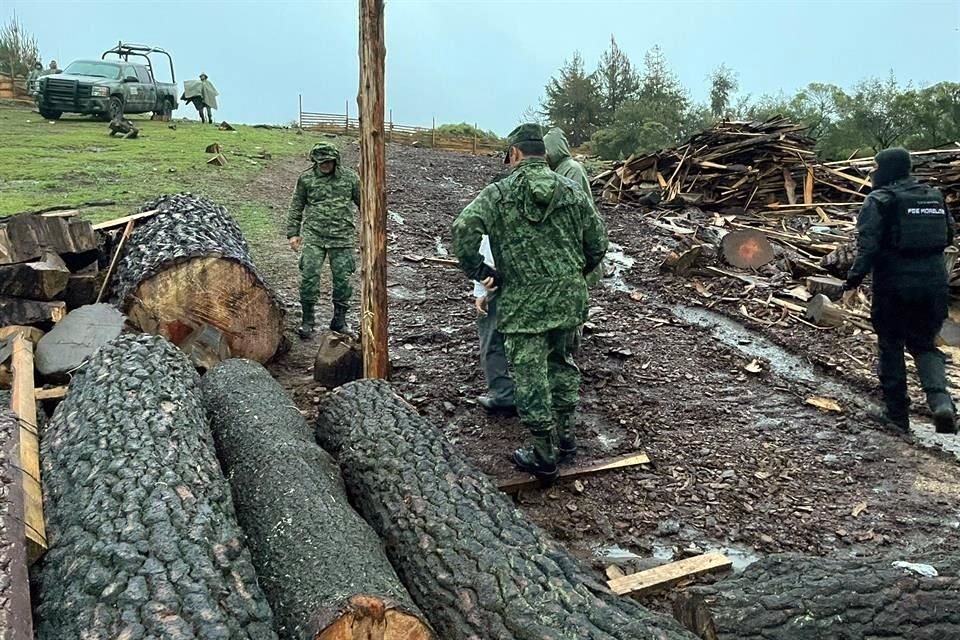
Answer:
[{"xmin": 846, "ymin": 177, "xmax": 955, "ymax": 293}]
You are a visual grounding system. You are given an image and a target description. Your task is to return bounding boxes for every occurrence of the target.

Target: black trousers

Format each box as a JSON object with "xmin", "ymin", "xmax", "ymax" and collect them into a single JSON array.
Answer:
[{"xmin": 871, "ymin": 286, "xmax": 950, "ymax": 417}]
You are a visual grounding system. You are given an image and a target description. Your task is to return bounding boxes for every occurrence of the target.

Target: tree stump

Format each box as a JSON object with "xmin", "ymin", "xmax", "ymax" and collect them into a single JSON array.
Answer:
[
  {"xmin": 673, "ymin": 553, "xmax": 960, "ymax": 640},
  {"xmin": 202, "ymin": 359, "xmax": 433, "ymax": 640},
  {"xmin": 314, "ymin": 331, "xmax": 363, "ymax": 387},
  {"xmin": 35, "ymin": 335, "xmax": 277, "ymax": 639},
  {"xmin": 112, "ymin": 194, "xmax": 284, "ymax": 363},
  {"xmin": 720, "ymin": 230, "xmax": 774, "ymax": 269},
  {"xmin": 316, "ymin": 380, "xmax": 697, "ymax": 640}
]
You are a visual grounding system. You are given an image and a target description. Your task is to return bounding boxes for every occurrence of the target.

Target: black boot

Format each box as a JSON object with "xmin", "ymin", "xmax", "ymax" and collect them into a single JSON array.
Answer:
[
  {"xmin": 330, "ymin": 303, "xmax": 348, "ymax": 332},
  {"xmin": 298, "ymin": 302, "xmax": 316, "ymax": 339},
  {"xmin": 930, "ymin": 393, "xmax": 957, "ymax": 434},
  {"xmin": 556, "ymin": 411, "xmax": 577, "ymax": 464},
  {"xmin": 477, "ymin": 395, "xmax": 517, "ymax": 415},
  {"xmin": 512, "ymin": 428, "xmax": 559, "ymax": 484}
]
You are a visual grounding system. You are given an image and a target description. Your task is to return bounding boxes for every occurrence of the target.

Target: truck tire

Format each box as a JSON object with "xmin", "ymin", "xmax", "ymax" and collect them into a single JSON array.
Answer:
[
  {"xmin": 108, "ymin": 96, "xmax": 124, "ymax": 120},
  {"xmin": 38, "ymin": 107, "xmax": 62, "ymax": 120}
]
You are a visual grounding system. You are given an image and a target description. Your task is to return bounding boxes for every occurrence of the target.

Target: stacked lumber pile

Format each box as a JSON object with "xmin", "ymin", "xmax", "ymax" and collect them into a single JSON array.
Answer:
[
  {"xmin": 0, "ymin": 213, "xmax": 102, "ymax": 329},
  {"xmin": 594, "ymin": 118, "xmax": 818, "ymax": 210}
]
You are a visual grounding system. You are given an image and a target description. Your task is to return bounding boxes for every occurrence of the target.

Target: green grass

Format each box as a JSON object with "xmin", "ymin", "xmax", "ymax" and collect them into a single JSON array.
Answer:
[{"xmin": 0, "ymin": 102, "xmax": 323, "ymax": 245}]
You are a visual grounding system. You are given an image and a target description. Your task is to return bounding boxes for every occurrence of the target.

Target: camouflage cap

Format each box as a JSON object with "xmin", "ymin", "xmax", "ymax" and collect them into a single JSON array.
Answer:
[
  {"xmin": 507, "ymin": 123, "xmax": 545, "ymax": 146},
  {"xmin": 309, "ymin": 142, "xmax": 340, "ymax": 164}
]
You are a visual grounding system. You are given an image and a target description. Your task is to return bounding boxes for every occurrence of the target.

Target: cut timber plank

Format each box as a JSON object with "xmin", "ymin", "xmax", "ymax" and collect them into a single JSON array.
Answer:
[
  {"xmin": 0, "ymin": 299, "xmax": 66, "ymax": 326},
  {"xmin": 608, "ymin": 552, "xmax": 732, "ymax": 596},
  {"xmin": 34, "ymin": 386, "xmax": 67, "ymax": 401},
  {"xmin": 498, "ymin": 452, "xmax": 650, "ymax": 494},
  {"xmin": 0, "ymin": 214, "xmax": 97, "ymax": 266},
  {"xmin": 10, "ymin": 335, "xmax": 46, "ymax": 563},
  {"xmin": 90, "ymin": 209, "xmax": 159, "ymax": 231},
  {"xmin": 0, "ymin": 326, "xmax": 44, "ymax": 345},
  {"xmin": 0, "ymin": 251, "xmax": 70, "ymax": 301}
]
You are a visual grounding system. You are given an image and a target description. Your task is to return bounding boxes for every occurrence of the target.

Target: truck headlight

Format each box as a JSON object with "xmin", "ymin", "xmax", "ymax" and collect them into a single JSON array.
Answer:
[{"xmin": 91, "ymin": 86, "xmax": 109, "ymax": 97}]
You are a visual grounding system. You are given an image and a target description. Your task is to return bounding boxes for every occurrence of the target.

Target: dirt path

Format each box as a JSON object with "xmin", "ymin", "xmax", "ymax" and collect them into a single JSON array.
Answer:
[{"xmin": 240, "ymin": 143, "xmax": 960, "ymax": 579}]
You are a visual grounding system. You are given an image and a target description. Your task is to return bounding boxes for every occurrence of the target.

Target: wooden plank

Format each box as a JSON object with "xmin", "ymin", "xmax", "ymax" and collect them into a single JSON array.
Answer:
[
  {"xmin": 607, "ymin": 552, "xmax": 732, "ymax": 596},
  {"xmin": 10, "ymin": 335, "xmax": 46, "ymax": 562},
  {"xmin": 34, "ymin": 386, "xmax": 67, "ymax": 401},
  {"xmin": 90, "ymin": 209, "xmax": 159, "ymax": 231},
  {"xmin": 498, "ymin": 452, "xmax": 650, "ymax": 493},
  {"xmin": 96, "ymin": 219, "xmax": 135, "ymax": 303},
  {"xmin": 0, "ymin": 325, "xmax": 44, "ymax": 345}
]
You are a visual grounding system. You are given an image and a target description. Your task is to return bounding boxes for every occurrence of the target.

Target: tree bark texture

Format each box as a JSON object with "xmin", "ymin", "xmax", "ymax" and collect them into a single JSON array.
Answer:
[
  {"xmin": 35, "ymin": 334, "xmax": 277, "ymax": 640},
  {"xmin": 672, "ymin": 553, "xmax": 960, "ymax": 640},
  {"xmin": 315, "ymin": 380, "xmax": 697, "ymax": 640},
  {"xmin": 111, "ymin": 194, "xmax": 285, "ymax": 363},
  {"xmin": 202, "ymin": 359, "xmax": 433, "ymax": 640},
  {"xmin": 0, "ymin": 409, "xmax": 33, "ymax": 640}
]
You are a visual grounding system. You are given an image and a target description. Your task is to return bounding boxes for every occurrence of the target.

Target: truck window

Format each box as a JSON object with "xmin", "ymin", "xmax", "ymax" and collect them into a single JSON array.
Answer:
[
  {"xmin": 135, "ymin": 66, "xmax": 152, "ymax": 84},
  {"xmin": 123, "ymin": 65, "xmax": 139, "ymax": 81}
]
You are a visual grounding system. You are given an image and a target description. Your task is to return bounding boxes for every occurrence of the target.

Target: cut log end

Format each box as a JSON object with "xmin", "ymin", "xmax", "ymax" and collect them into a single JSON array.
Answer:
[
  {"xmin": 314, "ymin": 597, "xmax": 432, "ymax": 640},
  {"xmin": 314, "ymin": 331, "xmax": 363, "ymax": 387},
  {"xmin": 125, "ymin": 256, "xmax": 283, "ymax": 363},
  {"xmin": 720, "ymin": 230, "xmax": 774, "ymax": 269}
]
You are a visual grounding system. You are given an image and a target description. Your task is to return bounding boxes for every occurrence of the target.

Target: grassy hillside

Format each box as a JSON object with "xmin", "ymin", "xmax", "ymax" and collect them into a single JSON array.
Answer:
[{"xmin": 0, "ymin": 102, "xmax": 321, "ymax": 243}]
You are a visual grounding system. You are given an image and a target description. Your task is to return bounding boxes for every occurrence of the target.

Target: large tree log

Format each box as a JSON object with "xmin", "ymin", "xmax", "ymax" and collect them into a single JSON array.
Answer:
[
  {"xmin": 0, "ymin": 409, "xmax": 33, "ymax": 639},
  {"xmin": 0, "ymin": 214, "xmax": 97, "ymax": 267},
  {"xmin": 202, "ymin": 359, "xmax": 433, "ymax": 640},
  {"xmin": 316, "ymin": 380, "xmax": 696, "ymax": 640},
  {"xmin": 673, "ymin": 553, "xmax": 960, "ymax": 640},
  {"xmin": 35, "ymin": 334, "xmax": 277, "ymax": 639},
  {"xmin": 0, "ymin": 251, "xmax": 69, "ymax": 301},
  {"xmin": 111, "ymin": 194, "xmax": 284, "ymax": 363}
]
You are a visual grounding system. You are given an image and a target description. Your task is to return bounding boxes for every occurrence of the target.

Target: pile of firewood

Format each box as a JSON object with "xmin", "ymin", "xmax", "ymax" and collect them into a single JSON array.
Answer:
[{"xmin": 593, "ymin": 118, "xmax": 818, "ymax": 210}]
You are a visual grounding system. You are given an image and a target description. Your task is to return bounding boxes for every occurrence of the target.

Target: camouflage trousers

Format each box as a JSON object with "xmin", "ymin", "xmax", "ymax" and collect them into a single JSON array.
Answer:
[
  {"xmin": 299, "ymin": 245, "xmax": 355, "ymax": 322},
  {"xmin": 502, "ymin": 327, "xmax": 580, "ymax": 435}
]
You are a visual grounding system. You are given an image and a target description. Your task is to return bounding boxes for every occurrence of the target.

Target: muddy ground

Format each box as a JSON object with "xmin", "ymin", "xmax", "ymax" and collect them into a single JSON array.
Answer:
[{"xmin": 238, "ymin": 142, "xmax": 959, "ymax": 595}]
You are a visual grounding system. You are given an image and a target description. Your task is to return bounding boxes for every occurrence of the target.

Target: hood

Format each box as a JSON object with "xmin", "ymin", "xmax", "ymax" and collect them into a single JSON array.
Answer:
[
  {"xmin": 872, "ymin": 147, "xmax": 912, "ymax": 188},
  {"xmin": 515, "ymin": 161, "xmax": 564, "ymax": 224},
  {"xmin": 544, "ymin": 127, "xmax": 572, "ymax": 170},
  {"xmin": 309, "ymin": 142, "xmax": 341, "ymax": 165},
  {"xmin": 43, "ymin": 73, "xmax": 113, "ymax": 84}
]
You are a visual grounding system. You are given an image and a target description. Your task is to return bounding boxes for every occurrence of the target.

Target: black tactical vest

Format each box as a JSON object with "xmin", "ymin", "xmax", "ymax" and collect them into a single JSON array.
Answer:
[{"xmin": 882, "ymin": 183, "xmax": 949, "ymax": 254}]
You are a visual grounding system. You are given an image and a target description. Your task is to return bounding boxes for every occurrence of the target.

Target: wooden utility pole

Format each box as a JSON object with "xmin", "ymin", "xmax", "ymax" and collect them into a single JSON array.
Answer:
[{"xmin": 358, "ymin": 0, "xmax": 389, "ymax": 378}]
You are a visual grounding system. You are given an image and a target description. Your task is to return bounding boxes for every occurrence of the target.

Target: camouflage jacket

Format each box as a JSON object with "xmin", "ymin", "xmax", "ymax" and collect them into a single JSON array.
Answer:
[
  {"xmin": 452, "ymin": 157, "xmax": 608, "ymax": 334},
  {"xmin": 544, "ymin": 127, "xmax": 592, "ymax": 194},
  {"xmin": 287, "ymin": 164, "xmax": 361, "ymax": 248}
]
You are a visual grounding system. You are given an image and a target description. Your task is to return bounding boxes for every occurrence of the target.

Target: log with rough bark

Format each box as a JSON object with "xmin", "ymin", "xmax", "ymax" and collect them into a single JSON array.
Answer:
[
  {"xmin": 203, "ymin": 359, "xmax": 433, "ymax": 640},
  {"xmin": 0, "ymin": 409, "xmax": 33, "ymax": 639},
  {"xmin": 35, "ymin": 334, "xmax": 277, "ymax": 639},
  {"xmin": 316, "ymin": 380, "xmax": 697, "ymax": 640},
  {"xmin": 0, "ymin": 214, "xmax": 98, "ymax": 267},
  {"xmin": 111, "ymin": 194, "xmax": 284, "ymax": 363},
  {"xmin": 673, "ymin": 553, "xmax": 960, "ymax": 640},
  {"xmin": 0, "ymin": 251, "xmax": 69, "ymax": 301}
]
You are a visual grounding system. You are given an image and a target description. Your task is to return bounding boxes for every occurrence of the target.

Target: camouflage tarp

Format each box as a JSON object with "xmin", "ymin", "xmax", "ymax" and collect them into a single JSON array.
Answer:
[{"xmin": 182, "ymin": 78, "xmax": 218, "ymax": 109}]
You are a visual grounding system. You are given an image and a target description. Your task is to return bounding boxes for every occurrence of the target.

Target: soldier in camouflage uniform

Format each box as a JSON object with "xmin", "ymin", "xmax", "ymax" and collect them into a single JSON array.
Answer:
[
  {"xmin": 453, "ymin": 124, "xmax": 608, "ymax": 482},
  {"xmin": 288, "ymin": 142, "xmax": 361, "ymax": 338}
]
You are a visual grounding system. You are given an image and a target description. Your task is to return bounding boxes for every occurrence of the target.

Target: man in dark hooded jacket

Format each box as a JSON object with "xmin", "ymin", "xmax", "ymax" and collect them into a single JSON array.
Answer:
[
  {"xmin": 843, "ymin": 147, "xmax": 956, "ymax": 434},
  {"xmin": 453, "ymin": 124, "xmax": 608, "ymax": 481}
]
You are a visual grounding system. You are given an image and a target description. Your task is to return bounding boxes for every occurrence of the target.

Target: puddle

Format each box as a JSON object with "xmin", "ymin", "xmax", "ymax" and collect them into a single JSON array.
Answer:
[
  {"xmin": 594, "ymin": 544, "xmax": 642, "ymax": 561},
  {"xmin": 602, "ymin": 243, "xmax": 637, "ymax": 294},
  {"xmin": 673, "ymin": 304, "xmax": 960, "ymax": 460},
  {"xmin": 652, "ymin": 542, "xmax": 761, "ymax": 573},
  {"xmin": 388, "ymin": 210, "xmax": 405, "ymax": 226}
]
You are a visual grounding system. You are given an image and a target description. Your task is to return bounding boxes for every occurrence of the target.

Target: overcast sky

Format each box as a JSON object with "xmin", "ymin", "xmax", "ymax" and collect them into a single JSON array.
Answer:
[{"xmin": 7, "ymin": 0, "xmax": 960, "ymax": 132}]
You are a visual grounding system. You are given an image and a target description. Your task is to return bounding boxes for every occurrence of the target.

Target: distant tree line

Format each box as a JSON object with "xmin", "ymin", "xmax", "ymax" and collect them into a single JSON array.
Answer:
[{"xmin": 531, "ymin": 36, "xmax": 960, "ymax": 161}]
